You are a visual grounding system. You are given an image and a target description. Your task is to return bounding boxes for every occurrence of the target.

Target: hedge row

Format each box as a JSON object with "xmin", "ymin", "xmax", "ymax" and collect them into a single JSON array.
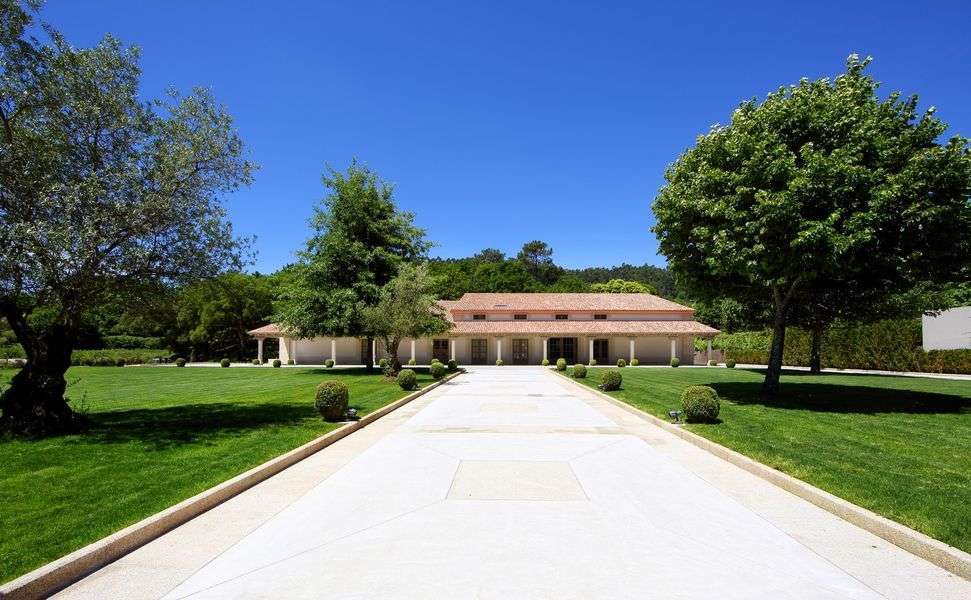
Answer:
[
  {"xmin": 71, "ymin": 348, "xmax": 170, "ymax": 365},
  {"xmin": 0, "ymin": 344, "xmax": 25, "ymax": 359},
  {"xmin": 710, "ymin": 319, "xmax": 971, "ymax": 374}
]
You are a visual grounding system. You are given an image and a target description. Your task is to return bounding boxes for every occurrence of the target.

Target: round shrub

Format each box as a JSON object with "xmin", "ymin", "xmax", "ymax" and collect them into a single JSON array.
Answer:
[
  {"xmin": 115, "ymin": 358, "xmax": 127, "ymax": 367},
  {"xmin": 252, "ymin": 358, "xmax": 261, "ymax": 365},
  {"xmin": 708, "ymin": 360, "xmax": 718, "ymax": 367},
  {"xmin": 601, "ymin": 369, "xmax": 622, "ymax": 391},
  {"xmin": 556, "ymin": 358, "xmax": 567, "ymax": 371},
  {"xmin": 220, "ymin": 358, "xmax": 231, "ymax": 368},
  {"xmin": 495, "ymin": 359, "xmax": 504, "ymax": 366},
  {"xmin": 175, "ymin": 357, "xmax": 187, "ymax": 368},
  {"xmin": 725, "ymin": 359, "xmax": 736, "ymax": 368},
  {"xmin": 379, "ymin": 357, "xmax": 389, "ymax": 368},
  {"xmin": 630, "ymin": 358, "xmax": 640, "ymax": 366},
  {"xmin": 542, "ymin": 358, "xmax": 550, "ymax": 366},
  {"xmin": 397, "ymin": 368, "xmax": 418, "ymax": 391},
  {"xmin": 272, "ymin": 359, "xmax": 281, "ymax": 368},
  {"xmin": 670, "ymin": 357, "xmax": 680, "ymax": 367},
  {"xmin": 431, "ymin": 358, "xmax": 441, "ymax": 365},
  {"xmin": 447, "ymin": 359, "xmax": 458, "ymax": 372},
  {"xmin": 407, "ymin": 358, "xmax": 416, "ymax": 366},
  {"xmin": 616, "ymin": 358, "xmax": 627, "ymax": 368},
  {"xmin": 430, "ymin": 362, "xmax": 446, "ymax": 379},
  {"xmin": 681, "ymin": 386, "xmax": 720, "ymax": 423},
  {"xmin": 325, "ymin": 358, "xmax": 335, "ymax": 368},
  {"xmin": 590, "ymin": 359, "xmax": 598, "ymax": 366},
  {"xmin": 572, "ymin": 363, "xmax": 587, "ymax": 378},
  {"xmin": 315, "ymin": 380, "xmax": 349, "ymax": 422},
  {"xmin": 287, "ymin": 359, "xmax": 295, "ymax": 365}
]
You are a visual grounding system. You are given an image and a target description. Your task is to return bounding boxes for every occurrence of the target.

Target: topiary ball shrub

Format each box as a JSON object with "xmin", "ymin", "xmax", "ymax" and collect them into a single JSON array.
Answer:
[
  {"xmin": 670, "ymin": 357, "xmax": 680, "ymax": 367},
  {"xmin": 175, "ymin": 357, "xmax": 187, "ymax": 367},
  {"xmin": 630, "ymin": 358, "xmax": 640, "ymax": 366},
  {"xmin": 115, "ymin": 358, "xmax": 127, "ymax": 367},
  {"xmin": 572, "ymin": 363, "xmax": 587, "ymax": 378},
  {"xmin": 408, "ymin": 358, "xmax": 416, "ymax": 366},
  {"xmin": 315, "ymin": 380, "xmax": 349, "ymax": 422},
  {"xmin": 681, "ymin": 385, "xmax": 720, "ymax": 423},
  {"xmin": 252, "ymin": 358, "xmax": 261, "ymax": 365},
  {"xmin": 590, "ymin": 359, "xmax": 598, "ymax": 366},
  {"xmin": 397, "ymin": 368, "xmax": 418, "ymax": 391},
  {"xmin": 325, "ymin": 358, "xmax": 335, "ymax": 368},
  {"xmin": 542, "ymin": 358, "xmax": 550, "ymax": 366},
  {"xmin": 708, "ymin": 360, "xmax": 718, "ymax": 367},
  {"xmin": 379, "ymin": 357, "xmax": 389, "ymax": 368},
  {"xmin": 287, "ymin": 359, "xmax": 294, "ymax": 365},
  {"xmin": 220, "ymin": 358, "xmax": 231, "ymax": 368},
  {"xmin": 601, "ymin": 369, "xmax": 622, "ymax": 391},
  {"xmin": 726, "ymin": 359, "xmax": 736, "ymax": 368},
  {"xmin": 616, "ymin": 358, "xmax": 627, "ymax": 368},
  {"xmin": 430, "ymin": 362, "xmax": 446, "ymax": 379},
  {"xmin": 431, "ymin": 358, "xmax": 441, "ymax": 365},
  {"xmin": 556, "ymin": 358, "xmax": 567, "ymax": 371},
  {"xmin": 272, "ymin": 359, "xmax": 281, "ymax": 368},
  {"xmin": 447, "ymin": 359, "xmax": 458, "ymax": 372},
  {"xmin": 495, "ymin": 359, "xmax": 504, "ymax": 366}
]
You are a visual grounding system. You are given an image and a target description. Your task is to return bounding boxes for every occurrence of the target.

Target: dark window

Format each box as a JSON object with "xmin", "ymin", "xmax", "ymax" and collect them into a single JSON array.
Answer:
[
  {"xmin": 514, "ymin": 314, "xmax": 527, "ymax": 320},
  {"xmin": 555, "ymin": 314, "xmax": 568, "ymax": 320},
  {"xmin": 473, "ymin": 314, "xmax": 486, "ymax": 320},
  {"xmin": 471, "ymin": 339, "xmax": 488, "ymax": 364},
  {"xmin": 594, "ymin": 314, "xmax": 607, "ymax": 320}
]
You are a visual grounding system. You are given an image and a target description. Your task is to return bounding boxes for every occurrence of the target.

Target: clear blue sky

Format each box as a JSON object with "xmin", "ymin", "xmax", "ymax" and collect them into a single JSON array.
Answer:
[{"xmin": 39, "ymin": 0, "xmax": 971, "ymax": 273}]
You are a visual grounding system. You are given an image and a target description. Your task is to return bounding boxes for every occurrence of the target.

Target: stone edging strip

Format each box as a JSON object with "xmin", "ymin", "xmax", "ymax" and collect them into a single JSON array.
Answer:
[
  {"xmin": 554, "ymin": 370, "xmax": 971, "ymax": 581},
  {"xmin": 0, "ymin": 370, "xmax": 464, "ymax": 600}
]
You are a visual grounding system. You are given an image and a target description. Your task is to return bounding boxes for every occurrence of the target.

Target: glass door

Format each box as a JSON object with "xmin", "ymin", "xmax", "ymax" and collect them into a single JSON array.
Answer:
[
  {"xmin": 593, "ymin": 339, "xmax": 609, "ymax": 364},
  {"xmin": 471, "ymin": 339, "xmax": 488, "ymax": 364},
  {"xmin": 432, "ymin": 339, "xmax": 450, "ymax": 363},
  {"xmin": 512, "ymin": 339, "xmax": 529, "ymax": 365}
]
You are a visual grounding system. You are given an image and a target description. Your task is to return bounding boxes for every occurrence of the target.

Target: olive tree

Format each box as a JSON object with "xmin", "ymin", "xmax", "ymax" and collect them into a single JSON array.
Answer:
[
  {"xmin": 653, "ymin": 55, "xmax": 970, "ymax": 395},
  {"xmin": 0, "ymin": 3, "xmax": 254, "ymax": 434}
]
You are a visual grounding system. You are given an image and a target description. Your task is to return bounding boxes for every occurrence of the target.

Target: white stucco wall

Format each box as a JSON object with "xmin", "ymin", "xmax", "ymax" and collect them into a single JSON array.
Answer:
[{"xmin": 922, "ymin": 307, "xmax": 971, "ymax": 350}]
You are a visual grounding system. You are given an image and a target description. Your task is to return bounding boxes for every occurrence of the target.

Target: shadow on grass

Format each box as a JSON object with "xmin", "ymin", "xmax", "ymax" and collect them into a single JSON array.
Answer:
[{"xmin": 709, "ymin": 381, "xmax": 970, "ymax": 415}]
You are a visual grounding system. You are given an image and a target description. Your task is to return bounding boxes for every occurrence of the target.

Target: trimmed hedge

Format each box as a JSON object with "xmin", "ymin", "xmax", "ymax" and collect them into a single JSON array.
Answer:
[
  {"xmin": 102, "ymin": 335, "xmax": 164, "ymax": 349},
  {"xmin": 670, "ymin": 357, "xmax": 680, "ymax": 367},
  {"xmin": 175, "ymin": 358, "xmax": 186, "ymax": 367},
  {"xmin": 681, "ymin": 386, "xmax": 720, "ymax": 422},
  {"xmin": 73, "ymin": 348, "xmax": 168, "ymax": 365},
  {"xmin": 220, "ymin": 358, "xmax": 231, "ymax": 368},
  {"xmin": 0, "ymin": 344, "xmax": 25, "ymax": 359},
  {"xmin": 616, "ymin": 358, "xmax": 626, "ymax": 368},
  {"xmin": 397, "ymin": 369, "xmax": 418, "ymax": 391},
  {"xmin": 601, "ymin": 369, "xmax": 622, "ymax": 391},
  {"xmin": 315, "ymin": 381, "xmax": 349, "ymax": 421},
  {"xmin": 272, "ymin": 359, "xmax": 281, "ymax": 368},
  {"xmin": 630, "ymin": 358, "xmax": 639, "ymax": 366},
  {"xmin": 556, "ymin": 358, "xmax": 567, "ymax": 371},
  {"xmin": 324, "ymin": 359, "xmax": 335, "ymax": 368},
  {"xmin": 572, "ymin": 364, "xmax": 587, "ymax": 378},
  {"xmin": 542, "ymin": 358, "xmax": 550, "ymax": 366},
  {"xmin": 430, "ymin": 362, "xmax": 446, "ymax": 379},
  {"xmin": 447, "ymin": 359, "xmax": 458, "ymax": 372},
  {"xmin": 725, "ymin": 359, "xmax": 736, "ymax": 368}
]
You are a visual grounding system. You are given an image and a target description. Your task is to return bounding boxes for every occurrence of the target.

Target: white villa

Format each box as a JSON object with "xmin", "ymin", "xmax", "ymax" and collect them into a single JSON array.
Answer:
[{"xmin": 249, "ymin": 292, "xmax": 719, "ymax": 366}]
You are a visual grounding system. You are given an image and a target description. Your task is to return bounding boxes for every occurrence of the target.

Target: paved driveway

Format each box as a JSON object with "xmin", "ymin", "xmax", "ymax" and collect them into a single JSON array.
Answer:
[{"xmin": 58, "ymin": 367, "xmax": 969, "ymax": 599}]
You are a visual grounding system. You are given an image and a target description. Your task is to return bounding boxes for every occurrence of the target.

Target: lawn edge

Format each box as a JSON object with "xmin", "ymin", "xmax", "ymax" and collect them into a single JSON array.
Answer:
[
  {"xmin": 0, "ymin": 370, "xmax": 464, "ymax": 600},
  {"xmin": 554, "ymin": 369, "xmax": 971, "ymax": 581}
]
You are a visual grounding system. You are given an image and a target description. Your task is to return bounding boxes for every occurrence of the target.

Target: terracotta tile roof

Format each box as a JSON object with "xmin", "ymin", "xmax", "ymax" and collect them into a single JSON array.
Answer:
[
  {"xmin": 448, "ymin": 293, "xmax": 693, "ymax": 313},
  {"xmin": 248, "ymin": 323, "xmax": 282, "ymax": 337},
  {"xmin": 449, "ymin": 319, "xmax": 718, "ymax": 336},
  {"xmin": 436, "ymin": 300, "xmax": 459, "ymax": 323}
]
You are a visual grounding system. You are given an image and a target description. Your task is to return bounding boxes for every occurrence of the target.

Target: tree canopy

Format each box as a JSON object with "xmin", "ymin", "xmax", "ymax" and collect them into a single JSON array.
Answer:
[
  {"xmin": 589, "ymin": 279, "xmax": 657, "ymax": 294},
  {"xmin": 653, "ymin": 55, "xmax": 971, "ymax": 395}
]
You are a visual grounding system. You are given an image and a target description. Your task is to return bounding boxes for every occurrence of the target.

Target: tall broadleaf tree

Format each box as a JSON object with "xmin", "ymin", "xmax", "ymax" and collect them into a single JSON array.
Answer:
[
  {"xmin": 653, "ymin": 55, "xmax": 970, "ymax": 395},
  {"xmin": 274, "ymin": 161, "xmax": 430, "ymax": 370},
  {"xmin": 0, "ymin": 1, "xmax": 254, "ymax": 434}
]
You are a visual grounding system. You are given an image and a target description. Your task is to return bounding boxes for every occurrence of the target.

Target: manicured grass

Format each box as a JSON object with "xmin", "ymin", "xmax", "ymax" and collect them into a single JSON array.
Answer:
[
  {"xmin": 570, "ymin": 366, "xmax": 971, "ymax": 553},
  {"xmin": 0, "ymin": 366, "xmax": 434, "ymax": 583}
]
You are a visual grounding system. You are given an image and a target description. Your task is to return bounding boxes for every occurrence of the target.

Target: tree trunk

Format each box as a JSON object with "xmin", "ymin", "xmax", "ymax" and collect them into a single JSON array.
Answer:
[
  {"xmin": 387, "ymin": 339, "xmax": 402, "ymax": 374},
  {"xmin": 809, "ymin": 324, "xmax": 823, "ymax": 375},
  {"xmin": 0, "ymin": 321, "xmax": 84, "ymax": 436},
  {"xmin": 761, "ymin": 303, "xmax": 788, "ymax": 398},
  {"xmin": 365, "ymin": 336, "xmax": 374, "ymax": 373}
]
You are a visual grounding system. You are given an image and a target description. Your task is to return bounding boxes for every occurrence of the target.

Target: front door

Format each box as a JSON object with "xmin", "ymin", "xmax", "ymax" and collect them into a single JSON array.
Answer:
[
  {"xmin": 432, "ymin": 339, "xmax": 449, "ymax": 363},
  {"xmin": 548, "ymin": 337, "xmax": 577, "ymax": 364},
  {"xmin": 593, "ymin": 339, "xmax": 609, "ymax": 364},
  {"xmin": 512, "ymin": 339, "xmax": 529, "ymax": 365},
  {"xmin": 470, "ymin": 338, "xmax": 488, "ymax": 365}
]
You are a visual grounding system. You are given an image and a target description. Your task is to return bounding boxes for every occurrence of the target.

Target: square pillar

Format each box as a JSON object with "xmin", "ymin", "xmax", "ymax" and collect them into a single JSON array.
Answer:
[
  {"xmin": 707, "ymin": 339, "xmax": 713, "ymax": 363},
  {"xmin": 330, "ymin": 338, "xmax": 336, "ymax": 363},
  {"xmin": 496, "ymin": 338, "xmax": 502, "ymax": 362},
  {"xmin": 629, "ymin": 338, "xmax": 635, "ymax": 362},
  {"xmin": 450, "ymin": 338, "xmax": 456, "ymax": 361},
  {"xmin": 257, "ymin": 338, "xmax": 264, "ymax": 364},
  {"xmin": 588, "ymin": 338, "xmax": 594, "ymax": 365},
  {"xmin": 290, "ymin": 339, "xmax": 297, "ymax": 364},
  {"xmin": 372, "ymin": 338, "xmax": 377, "ymax": 365},
  {"xmin": 670, "ymin": 337, "xmax": 677, "ymax": 361},
  {"xmin": 542, "ymin": 338, "xmax": 548, "ymax": 362},
  {"xmin": 410, "ymin": 339, "xmax": 416, "ymax": 363}
]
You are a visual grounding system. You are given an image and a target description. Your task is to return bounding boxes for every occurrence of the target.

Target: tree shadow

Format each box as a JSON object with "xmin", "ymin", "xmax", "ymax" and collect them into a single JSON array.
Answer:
[{"xmin": 708, "ymin": 381, "xmax": 970, "ymax": 415}]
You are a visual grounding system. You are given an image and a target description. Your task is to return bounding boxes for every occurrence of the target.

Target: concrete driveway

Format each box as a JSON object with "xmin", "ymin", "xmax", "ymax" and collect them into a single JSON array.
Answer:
[{"xmin": 57, "ymin": 367, "xmax": 969, "ymax": 599}]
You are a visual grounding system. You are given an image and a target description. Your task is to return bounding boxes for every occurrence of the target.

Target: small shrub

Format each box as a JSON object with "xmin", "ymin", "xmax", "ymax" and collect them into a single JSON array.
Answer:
[
  {"xmin": 175, "ymin": 358, "xmax": 186, "ymax": 367},
  {"xmin": 495, "ymin": 359, "xmax": 504, "ymax": 366},
  {"xmin": 97, "ymin": 357, "xmax": 113, "ymax": 367},
  {"xmin": 630, "ymin": 358, "xmax": 639, "ymax": 366},
  {"xmin": 397, "ymin": 368, "xmax": 418, "ymax": 391},
  {"xmin": 272, "ymin": 359, "xmax": 281, "ymax": 368},
  {"xmin": 325, "ymin": 358, "xmax": 335, "ymax": 368},
  {"xmin": 430, "ymin": 362, "xmax": 446, "ymax": 379},
  {"xmin": 708, "ymin": 359, "xmax": 717, "ymax": 367},
  {"xmin": 431, "ymin": 358, "xmax": 441, "ymax": 365},
  {"xmin": 407, "ymin": 358, "xmax": 416, "ymax": 366},
  {"xmin": 556, "ymin": 358, "xmax": 567, "ymax": 371},
  {"xmin": 115, "ymin": 358, "xmax": 127, "ymax": 367},
  {"xmin": 670, "ymin": 357, "xmax": 680, "ymax": 367},
  {"xmin": 378, "ymin": 357, "xmax": 389, "ymax": 368},
  {"xmin": 447, "ymin": 359, "xmax": 457, "ymax": 372},
  {"xmin": 252, "ymin": 358, "xmax": 261, "ymax": 365},
  {"xmin": 315, "ymin": 380, "xmax": 349, "ymax": 422},
  {"xmin": 725, "ymin": 359, "xmax": 736, "ymax": 368},
  {"xmin": 601, "ymin": 369, "xmax": 622, "ymax": 391},
  {"xmin": 572, "ymin": 363, "xmax": 587, "ymax": 378},
  {"xmin": 220, "ymin": 358, "xmax": 231, "ymax": 368},
  {"xmin": 681, "ymin": 386, "xmax": 720, "ymax": 422},
  {"xmin": 590, "ymin": 359, "xmax": 598, "ymax": 366},
  {"xmin": 542, "ymin": 358, "xmax": 550, "ymax": 366},
  {"xmin": 287, "ymin": 359, "xmax": 294, "ymax": 365},
  {"xmin": 616, "ymin": 358, "xmax": 627, "ymax": 368}
]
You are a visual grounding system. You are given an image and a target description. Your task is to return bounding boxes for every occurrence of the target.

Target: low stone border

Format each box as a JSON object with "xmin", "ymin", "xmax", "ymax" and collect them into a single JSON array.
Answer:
[
  {"xmin": 555, "ymin": 371, "xmax": 971, "ymax": 581},
  {"xmin": 0, "ymin": 370, "xmax": 464, "ymax": 600}
]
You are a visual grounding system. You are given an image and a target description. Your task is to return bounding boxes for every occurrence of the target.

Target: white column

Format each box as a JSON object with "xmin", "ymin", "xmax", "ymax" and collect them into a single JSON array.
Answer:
[
  {"xmin": 290, "ymin": 339, "xmax": 297, "ymax": 364},
  {"xmin": 629, "ymin": 338, "xmax": 635, "ymax": 362},
  {"xmin": 496, "ymin": 338, "xmax": 502, "ymax": 362},
  {"xmin": 410, "ymin": 339, "xmax": 416, "ymax": 363},
  {"xmin": 330, "ymin": 339, "xmax": 336, "ymax": 363},
  {"xmin": 707, "ymin": 339, "xmax": 713, "ymax": 363},
  {"xmin": 588, "ymin": 338, "xmax": 594, "ymax": 365},
  {"xmin": 542, "ymin": 338, "xmax": 548, "ymax": 361},
  {"xmin": 670, "ymin": 337, "xmax": 677, "ymax": 361},
  {"xmin": 257, "ymin": 338, "xmax": 264, "ymax": 364},
  {"xmin": 450, "ymin": 338, "xmax": 456, "ymax": 361},
  {"xmin": 372, "ymin": 338, "xmax": 377, "ymax": 365}
]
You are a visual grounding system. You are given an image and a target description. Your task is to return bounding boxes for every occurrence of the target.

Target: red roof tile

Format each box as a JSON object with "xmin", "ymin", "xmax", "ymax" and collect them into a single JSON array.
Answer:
[
  {"xmin": 449, "ymin": 319, "xmax": 718, "ymax": 336},
  {"xmin": 448, "ymin": 293, "xmax": 693, "ymax": 313}
]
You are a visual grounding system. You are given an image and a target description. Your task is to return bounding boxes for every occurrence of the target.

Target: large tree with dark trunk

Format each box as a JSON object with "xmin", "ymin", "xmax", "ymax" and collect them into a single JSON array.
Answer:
[
  {"xmin": 653, "ymin": 55, "xmax": 970, "ymax": 396},
  {"xmin": 0, "ymin": 2, "xmax": 253, "ymax": 434}
]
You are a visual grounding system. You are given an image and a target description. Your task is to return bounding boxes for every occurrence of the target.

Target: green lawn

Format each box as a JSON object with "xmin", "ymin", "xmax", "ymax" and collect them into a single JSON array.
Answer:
[
  {"xmin": 570, "ymin": 366, "xmax": 971, "ymax": 553},
  {"xmin": 0, "ymin": 366, "xmax": 433, "ymax": 584}
]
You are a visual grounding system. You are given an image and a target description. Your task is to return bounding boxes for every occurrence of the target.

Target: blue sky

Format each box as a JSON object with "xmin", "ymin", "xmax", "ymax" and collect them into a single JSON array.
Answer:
[{"xmin": 39, "ymin": 0, "xmax": 971, "ymax": 273}]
